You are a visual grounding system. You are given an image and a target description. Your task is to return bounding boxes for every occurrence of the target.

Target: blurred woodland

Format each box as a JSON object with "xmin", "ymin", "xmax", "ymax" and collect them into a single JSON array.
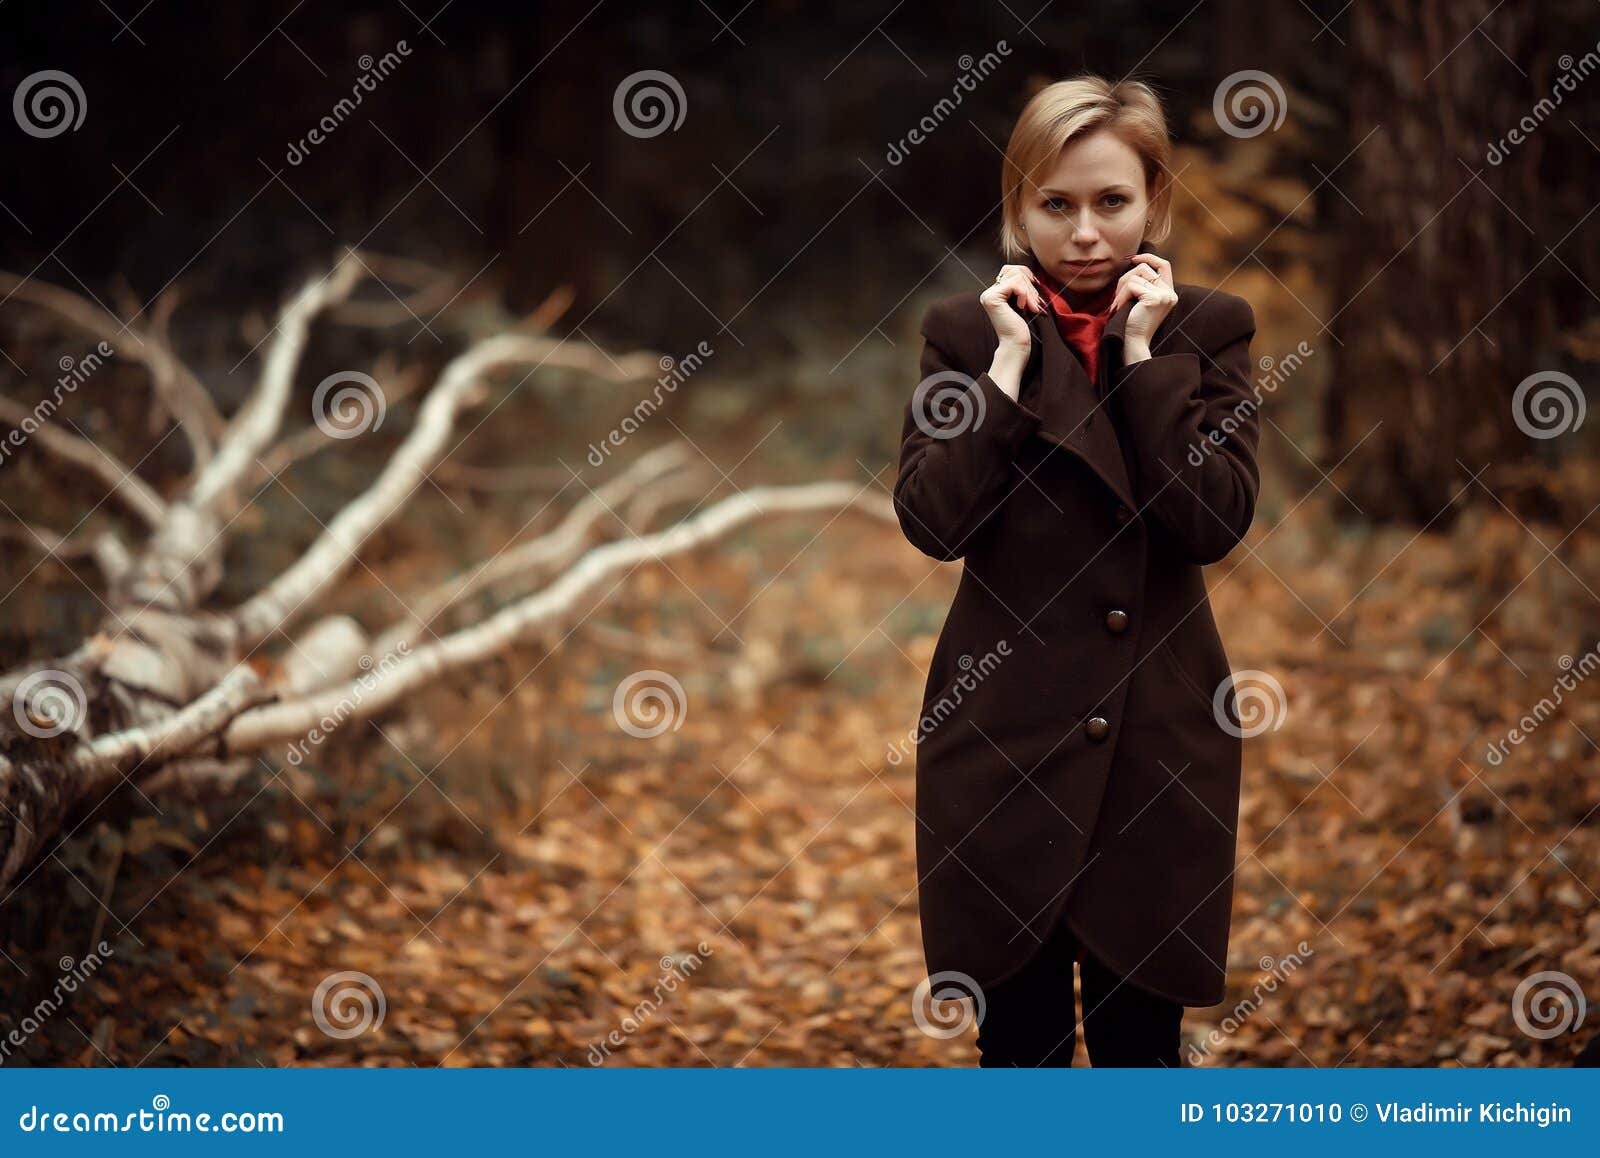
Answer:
[{"xmin": 1, "ymin": 0, "xmax": 1598, "ymax": 1066}]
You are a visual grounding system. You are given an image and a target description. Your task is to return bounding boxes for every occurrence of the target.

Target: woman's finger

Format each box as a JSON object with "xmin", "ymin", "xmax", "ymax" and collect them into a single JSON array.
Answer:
[
  {"xmin": 1118, "ymin": 267, "xmax": 1168, "ymax": 312},
  {"xmin": 1009, "ymin": 272, "xmax": 1043, "ymax": 314},
  {"xmin": 989, "ymin": 266, "xmax": 1045, "ymax": 314},
  {"xmin": 1127, "ymin": 253, "xmax": 1167, "ymax": 275},
  {"xmin": 1128, "ymin": 252, "xmax": 1174, "ymax": 286},
  {"xmin": 983, "ymin": 272, "xmax": 1036, "ymax": 318},
  {"xmin": 1110, "ymin": 266, "xmax": 1146, "ymax": 314},
  {"xmin": 1120, "ymin": 270, "xmax": 1145, "ymax": 310}
]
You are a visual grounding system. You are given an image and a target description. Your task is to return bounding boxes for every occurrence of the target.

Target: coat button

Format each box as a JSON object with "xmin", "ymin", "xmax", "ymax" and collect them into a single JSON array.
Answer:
[
  {"xmin": 1114, "ymin": 505, "xmax": 1132, "ymax": 524},
  {"xmin": 1105, "ymin": 609, "xmax": 1129, "ymax": 634},
  {"xmin": 1085, "ymin": 716, "xmax": 1110, "ymax": 741}
]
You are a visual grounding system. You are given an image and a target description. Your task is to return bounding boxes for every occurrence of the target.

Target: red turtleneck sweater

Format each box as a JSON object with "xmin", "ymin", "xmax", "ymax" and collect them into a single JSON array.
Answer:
[{"xmin": 1035, "ymin": 269, "xmax": 1117, "ymax": 384}]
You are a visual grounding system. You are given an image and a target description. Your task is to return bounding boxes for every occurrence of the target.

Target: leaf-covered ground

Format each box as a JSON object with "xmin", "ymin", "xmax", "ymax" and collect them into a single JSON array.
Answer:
[{"xmin": 4, "ymin": 468, "xmax": 1598, "ymax": 1067}]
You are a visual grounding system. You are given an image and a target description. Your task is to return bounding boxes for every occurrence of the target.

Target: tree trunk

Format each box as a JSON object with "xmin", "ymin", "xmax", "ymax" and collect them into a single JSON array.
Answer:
[{"xmin": 1324, "ymin": 0, "xmax": 1544, "ymax": 524}]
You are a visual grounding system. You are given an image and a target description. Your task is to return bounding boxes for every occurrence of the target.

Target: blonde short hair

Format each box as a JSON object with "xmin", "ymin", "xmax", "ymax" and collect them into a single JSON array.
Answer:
[{"xmin": 998, "ymin": 75, "xmax": 1174, "ymax": 262}]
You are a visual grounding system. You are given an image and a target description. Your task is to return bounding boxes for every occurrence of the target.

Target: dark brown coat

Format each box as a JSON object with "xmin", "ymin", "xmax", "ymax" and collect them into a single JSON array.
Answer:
[{"xmin": 893, "ymin": 268, "xmax": 1259, "ymax": 1007}]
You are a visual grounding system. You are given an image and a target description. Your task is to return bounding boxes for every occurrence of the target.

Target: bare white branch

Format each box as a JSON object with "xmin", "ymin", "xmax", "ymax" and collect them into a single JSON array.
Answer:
[
  {"xmin": 0, "ymin": 524, "xmax": 131, "ymax": 583},
  {"xmin": 248, "ymin": 355, "xmax": 429, "ymax": 486},
  {"xmin": 327, "ymin": 251, "xmax": 463, "ymax": 328},
  {"xmin": 0, "ymin": 270, "xmax": 223, "ymax": 464},
  {"xmin": 0, "ymin": 394, "xmax": 168, "ymax": 527},
  {"xmin": 187, "ymin": 249, "xmax": 369, "ymax": 513},
  {"xmin": 230, "ymin": 331, "xmax": 659, "ymax": 648},
  {"xmin": 224, "ymin": 481, "xmax": 893, "ymax": 753},
  {"xmin": 370, "ymin": 440, "xmax": 698, "ymax": 653},
  {"xmin": 72, "ymin": 664, "xmax": 273, "ymax": 783}
]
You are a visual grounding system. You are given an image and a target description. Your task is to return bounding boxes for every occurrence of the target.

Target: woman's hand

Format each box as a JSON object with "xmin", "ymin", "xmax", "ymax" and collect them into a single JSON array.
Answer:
[
  {"xmin": 980, "ymin": 264, "xmax": 1044, "ymax": 351},
  {"xmin": 1111, "ymin": 252, "xmax": 1178, "ymax": 361},
  {"xmin": 980, "ymin": 265, "xmax": 1043, "ymax": 401}
]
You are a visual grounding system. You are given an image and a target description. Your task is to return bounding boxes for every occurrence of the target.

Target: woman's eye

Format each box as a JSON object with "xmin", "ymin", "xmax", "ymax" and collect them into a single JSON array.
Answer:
[
  {"xmin": 1043, "ymin": 198, "xmax": 1067, "ymax": 212},
  {"xmin": 1103, "ymin": 195, "xmax": 1127, "ymax": 208}
]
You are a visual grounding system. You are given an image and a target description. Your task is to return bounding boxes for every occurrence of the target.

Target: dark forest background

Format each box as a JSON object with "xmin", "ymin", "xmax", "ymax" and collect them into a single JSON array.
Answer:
[{"xmin": 1, "ymin": 0, "xmax": 1598, "ymax": 1067}]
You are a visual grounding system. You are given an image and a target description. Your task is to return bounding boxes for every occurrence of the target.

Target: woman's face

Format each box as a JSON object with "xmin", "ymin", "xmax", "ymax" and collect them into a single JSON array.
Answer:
[{"xmin": 1019, "ymin": 128, "xmax": 1153, "ymax": 294}]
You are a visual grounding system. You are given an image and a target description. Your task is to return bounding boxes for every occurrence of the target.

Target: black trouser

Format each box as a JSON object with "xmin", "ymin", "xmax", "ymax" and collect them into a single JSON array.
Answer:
[{"xmin": 975, "ymin": 912, "xmax": 1185, "ymax": 1067}]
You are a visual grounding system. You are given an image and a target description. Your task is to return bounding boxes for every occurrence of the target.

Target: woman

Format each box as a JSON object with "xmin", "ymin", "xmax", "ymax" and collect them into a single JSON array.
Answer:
[{"xmin": 893, "ymin": 75, "xmax": 1261, "ymax": 1067}]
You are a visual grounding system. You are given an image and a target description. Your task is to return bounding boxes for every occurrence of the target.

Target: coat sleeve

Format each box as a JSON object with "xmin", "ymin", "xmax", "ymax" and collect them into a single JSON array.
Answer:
[
  {"xmin": 1110, "ymin": 292, "xmax": 1260, "ymax": 565},
  {"xmin": 892, "ymin": 302, "xmax": 1044, "ymax": 561}
]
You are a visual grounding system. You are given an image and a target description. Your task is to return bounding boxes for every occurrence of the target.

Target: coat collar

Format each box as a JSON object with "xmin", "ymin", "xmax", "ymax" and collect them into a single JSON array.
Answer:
[{"xmin": 1018, "ymin": 258, "xmax": 1140, "ymax": 509}]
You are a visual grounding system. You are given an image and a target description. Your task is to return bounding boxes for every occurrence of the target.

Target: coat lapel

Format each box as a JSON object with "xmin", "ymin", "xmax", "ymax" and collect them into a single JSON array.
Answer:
[{"xmin": 1021, "ymin": 298, "xmax": 1136, "ymax": 510}]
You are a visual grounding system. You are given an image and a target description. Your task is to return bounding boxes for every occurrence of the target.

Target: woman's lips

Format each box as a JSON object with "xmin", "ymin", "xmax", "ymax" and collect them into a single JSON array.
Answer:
[{"xmin": 1064, "ymin": 259, "xmax": 1108, "ymax": 272}]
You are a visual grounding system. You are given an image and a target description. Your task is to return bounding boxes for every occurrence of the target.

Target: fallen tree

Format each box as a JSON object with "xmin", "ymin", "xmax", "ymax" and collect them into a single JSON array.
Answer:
[{"xmin": 0, "ymin": 247, "xmax": 893, "ymax": 896}]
